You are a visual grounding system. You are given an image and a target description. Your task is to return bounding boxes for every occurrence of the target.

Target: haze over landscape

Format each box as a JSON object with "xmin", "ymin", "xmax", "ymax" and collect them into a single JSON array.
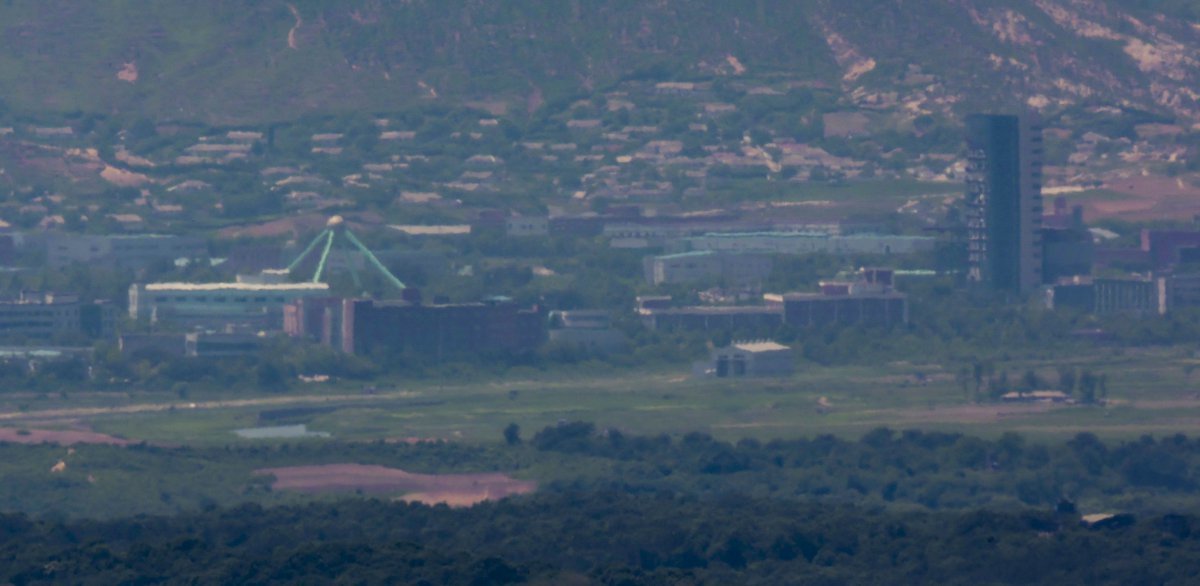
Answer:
[{"xmin": 2, "ymin": 1, "xmax": 1200, "ymax": 583}]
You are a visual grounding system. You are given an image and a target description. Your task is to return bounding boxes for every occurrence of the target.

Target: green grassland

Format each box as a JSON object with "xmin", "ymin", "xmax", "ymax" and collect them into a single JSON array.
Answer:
[
  {"xmin": 0, "ymin": 345, "xmax": 1197, "ymax": 519},
  {"xmin": 0, "ymin": 344, "xmax": 1190, "ymax": 447}
]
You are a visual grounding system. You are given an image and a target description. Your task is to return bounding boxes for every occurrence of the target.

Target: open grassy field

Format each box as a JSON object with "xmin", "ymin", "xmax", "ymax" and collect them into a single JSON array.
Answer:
[{"xmin": 1, "ymin": 345, "xmax": 1196, "ymax": 448}]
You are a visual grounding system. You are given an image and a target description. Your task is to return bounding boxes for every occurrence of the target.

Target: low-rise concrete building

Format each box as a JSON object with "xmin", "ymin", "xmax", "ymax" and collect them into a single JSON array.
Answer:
[
  {"xmin": 506, "ymin": 216, "xmax": 550, "ymax": 237},
  {"xmin": 118, "ymin": 332, "xmax": 267, "ymax": 358},
  {"xmin": 643, "ymin": 251, "xmax": 772, "ymax": 286},
  {"xmin": 764, "ymin": 268, "xmax": 908, "ymax": 328},
  {"xmin": 0, "ymin": 292, "xmax": 116, "ymax": 340},
  {"xmin": 46, "ymin": 233, "xmax": 207, "ymax": 270},
  {"xmin": 129, "ymin": 276, "xmax": 330, "ymax": 332},
  {"xmin": 185, "ymin": 332, "xmax": 266, "ymax": 358},
  {"xmin": 639, "ymin": 305, "xmax": 783, "ymax": 332},
  {"xmin": 764, "ymin": 291, "xmax": 908, "ymax": 328},
  {"xmin": 1160, "ymin": 272, "xmax": 1200, "ymax": 312},
  {"xmin": 1141, "ymin": 229, "xmax": 1200, "ymax": 269},
  {"xmin": 119, "ymin": 333, "xmax": 188, "ymax": 358},
  {"xmin": 703, "ymin": 341, "xmax": 794, "ymax": 378},
  {"xmin": 685, "ymin": 231, "xmax": 935, "ymax": 256},
  {"xmin": 1045, "ymin": 276, "xmax": 1161, "ymax": 315},
  {"xmin": 547, "ymin": 310, "xmax": 628, "ymax": 353},
  {"xmin": 286, "ymin": 295, "xmax": 544, "ymax": 359}
]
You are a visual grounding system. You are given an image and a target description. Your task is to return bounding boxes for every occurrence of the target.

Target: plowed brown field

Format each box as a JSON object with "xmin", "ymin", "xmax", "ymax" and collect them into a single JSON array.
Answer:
[{"xmin": 256, "ymin": 464, "xmax": 536, "ymax": 507}]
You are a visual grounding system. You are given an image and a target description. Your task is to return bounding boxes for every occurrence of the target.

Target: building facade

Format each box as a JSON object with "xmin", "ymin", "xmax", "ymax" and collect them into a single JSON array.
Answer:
[
  {"xmin": 638, "ymin": 305, "xmax": 784, "ymax": 332},
  {"xmin": 705, "ymin": 341, "xmax": 794, "ymax": 378},
  {"xmin": 764, "ymin": 291, "xmax": 908, "ymax": 328},
  {"xmin": 965, "ymin": 114, "xmax": 1044, "ymax": 294},
  {"xmin": 684, "ymin": 232, "xmax": 935, "ymax": 256},
  {"xmin": 643, "ymin": 251, "xmax": 772, "ymax": 286},
  {"xmin": 1045, "ymin": 277, "xmax": 1161, "ymax": 315},
  {"xmin": 0, "ymin": 292, "xmax": 115, "ymax": 340},
  {"xmin": 547, "ymin": 310, "xmax": 628, "ymax": 353},
  {"xmin": 46, "ymin": 233, "xmax": 207, "ymax": 270},
  {"xmin": 1141, "ymin": 229, "xmax": 1200, "ymax": 270},
  {"xmin": 312, "ymin": 297, "xmax": 545, "ymax": 358},
  {"xmin": 129, "ymin": 278, "xmax": 330, "ymax": 331},
  {"xmin": 1161, "ymin": 272, "xmax": 1200, "ymax": 312}
]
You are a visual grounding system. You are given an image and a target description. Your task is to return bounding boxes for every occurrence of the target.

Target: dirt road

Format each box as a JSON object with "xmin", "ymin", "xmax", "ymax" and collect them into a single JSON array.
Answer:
[{"xmin": 0, "ymin": 389, "xmax": 420, "ymax": 424}]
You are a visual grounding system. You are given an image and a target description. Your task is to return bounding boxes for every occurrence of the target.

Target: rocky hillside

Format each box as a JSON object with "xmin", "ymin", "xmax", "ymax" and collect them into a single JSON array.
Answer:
[{"xmin": 0, "ymin": 0, "xmax": 1197, "ymax": 124}]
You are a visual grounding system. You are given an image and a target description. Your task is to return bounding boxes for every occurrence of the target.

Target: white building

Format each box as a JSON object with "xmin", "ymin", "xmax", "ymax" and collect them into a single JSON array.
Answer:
[
  {"xmin": 129, "ymin": 279, "xmax": 329, "ymax": 332},
  {"xmin": 643, "ymin": 251, "xmax": 772, "ymax": 286},
  {"xmin": 704, "ymin": 341, "xmax": 794, "ymax": 378}
]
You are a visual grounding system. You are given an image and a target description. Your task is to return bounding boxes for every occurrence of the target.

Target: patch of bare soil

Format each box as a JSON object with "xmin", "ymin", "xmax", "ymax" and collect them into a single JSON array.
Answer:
[
  {"xmin": 286, "ymin": 4, "xmax": 302, "ymax": 50},
  {"xmin": 1088, "ymin": 174, "xmax": 1200, "ymax": 221},
  {"xmin": 0, "ymin": 427, "xmax": 134, "ymax": 446},
  {"xmin": 256, "ymin": 464, "xmax": 536, "ymax": 507},
  {"xmin": 116, "ymin": 61, "xmax": 138, "ymax": 83}
]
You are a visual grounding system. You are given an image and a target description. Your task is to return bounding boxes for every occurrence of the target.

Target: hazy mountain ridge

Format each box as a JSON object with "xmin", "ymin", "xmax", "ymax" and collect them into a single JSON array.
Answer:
[{"xmin": 0, "ymin": 0, "xmax": 1197, "ymax": 124}]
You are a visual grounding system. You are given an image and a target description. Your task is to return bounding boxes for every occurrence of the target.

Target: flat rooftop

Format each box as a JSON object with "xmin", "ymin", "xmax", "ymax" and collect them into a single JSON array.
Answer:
[
  {"xmin": 764, "ymin": 291, "xmax": 906, "ymax": 301},
  {"xmin": 733, "ymin": 341, "xmax": 791, "ymax": 353},
  {"xmin": 142, "ymin": 282, "xmax": 329, "ymax": 292},
  {"xmin": 641, "ymin": 305, "xmax": 782, "ymax": 315}
]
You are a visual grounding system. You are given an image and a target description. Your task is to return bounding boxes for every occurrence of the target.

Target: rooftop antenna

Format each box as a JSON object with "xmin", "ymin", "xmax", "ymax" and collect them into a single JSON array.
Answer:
[{"xmin": 286, "ymin": 215, "xmax": 407, "ymax": 291}]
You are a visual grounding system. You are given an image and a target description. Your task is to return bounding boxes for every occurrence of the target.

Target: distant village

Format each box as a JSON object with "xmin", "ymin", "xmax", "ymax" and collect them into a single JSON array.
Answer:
[{"xmin": 1, "ymin": 71, "xmax": 1199, "ymax": 387}]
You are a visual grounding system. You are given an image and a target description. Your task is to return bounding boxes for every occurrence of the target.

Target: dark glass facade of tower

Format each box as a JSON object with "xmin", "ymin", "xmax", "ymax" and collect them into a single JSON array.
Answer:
[{"xmin": 965, "ymin": 114, "xmax": 1043, "ymax": 294}]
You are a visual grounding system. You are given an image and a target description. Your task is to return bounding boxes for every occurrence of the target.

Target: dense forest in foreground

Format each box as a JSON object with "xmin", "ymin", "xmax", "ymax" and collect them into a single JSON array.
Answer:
[
  {"xmin": 5, "ymin": 426, "xmax": 1200, "ymax": 582},
  {"xmin": 3, "ymin": 493, "xmax": 1200, "ymax": 584},
  {"xmin": 7, "ymin": 425, "xmax": 1200, "ymax": 519}
]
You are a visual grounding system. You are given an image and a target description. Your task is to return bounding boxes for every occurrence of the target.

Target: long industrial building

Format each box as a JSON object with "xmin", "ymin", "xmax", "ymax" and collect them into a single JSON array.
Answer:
[
  {"xmin": 642, "ymin": 268, "xmax": 909, "ymax": 332},
  {"xmin": 129, "ymin": 274, "xmax": 330, "ymax": 331},
  {"xmin": 643, "ymin": 250, "xmax": 772, "ymax": 286},
  {"xmin": 285, "ymin": 295, "xmax": 544, "ymax": 359},
  {"xmin": 0, "ymin": 292, "xmax": 116, "ymax": 340}
]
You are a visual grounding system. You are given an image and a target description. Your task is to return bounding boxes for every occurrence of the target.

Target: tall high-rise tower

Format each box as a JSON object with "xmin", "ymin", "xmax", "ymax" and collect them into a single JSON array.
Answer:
[{"xmin": 964, "ymin": 114, "xmax": 1044, "ymax": 294}]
